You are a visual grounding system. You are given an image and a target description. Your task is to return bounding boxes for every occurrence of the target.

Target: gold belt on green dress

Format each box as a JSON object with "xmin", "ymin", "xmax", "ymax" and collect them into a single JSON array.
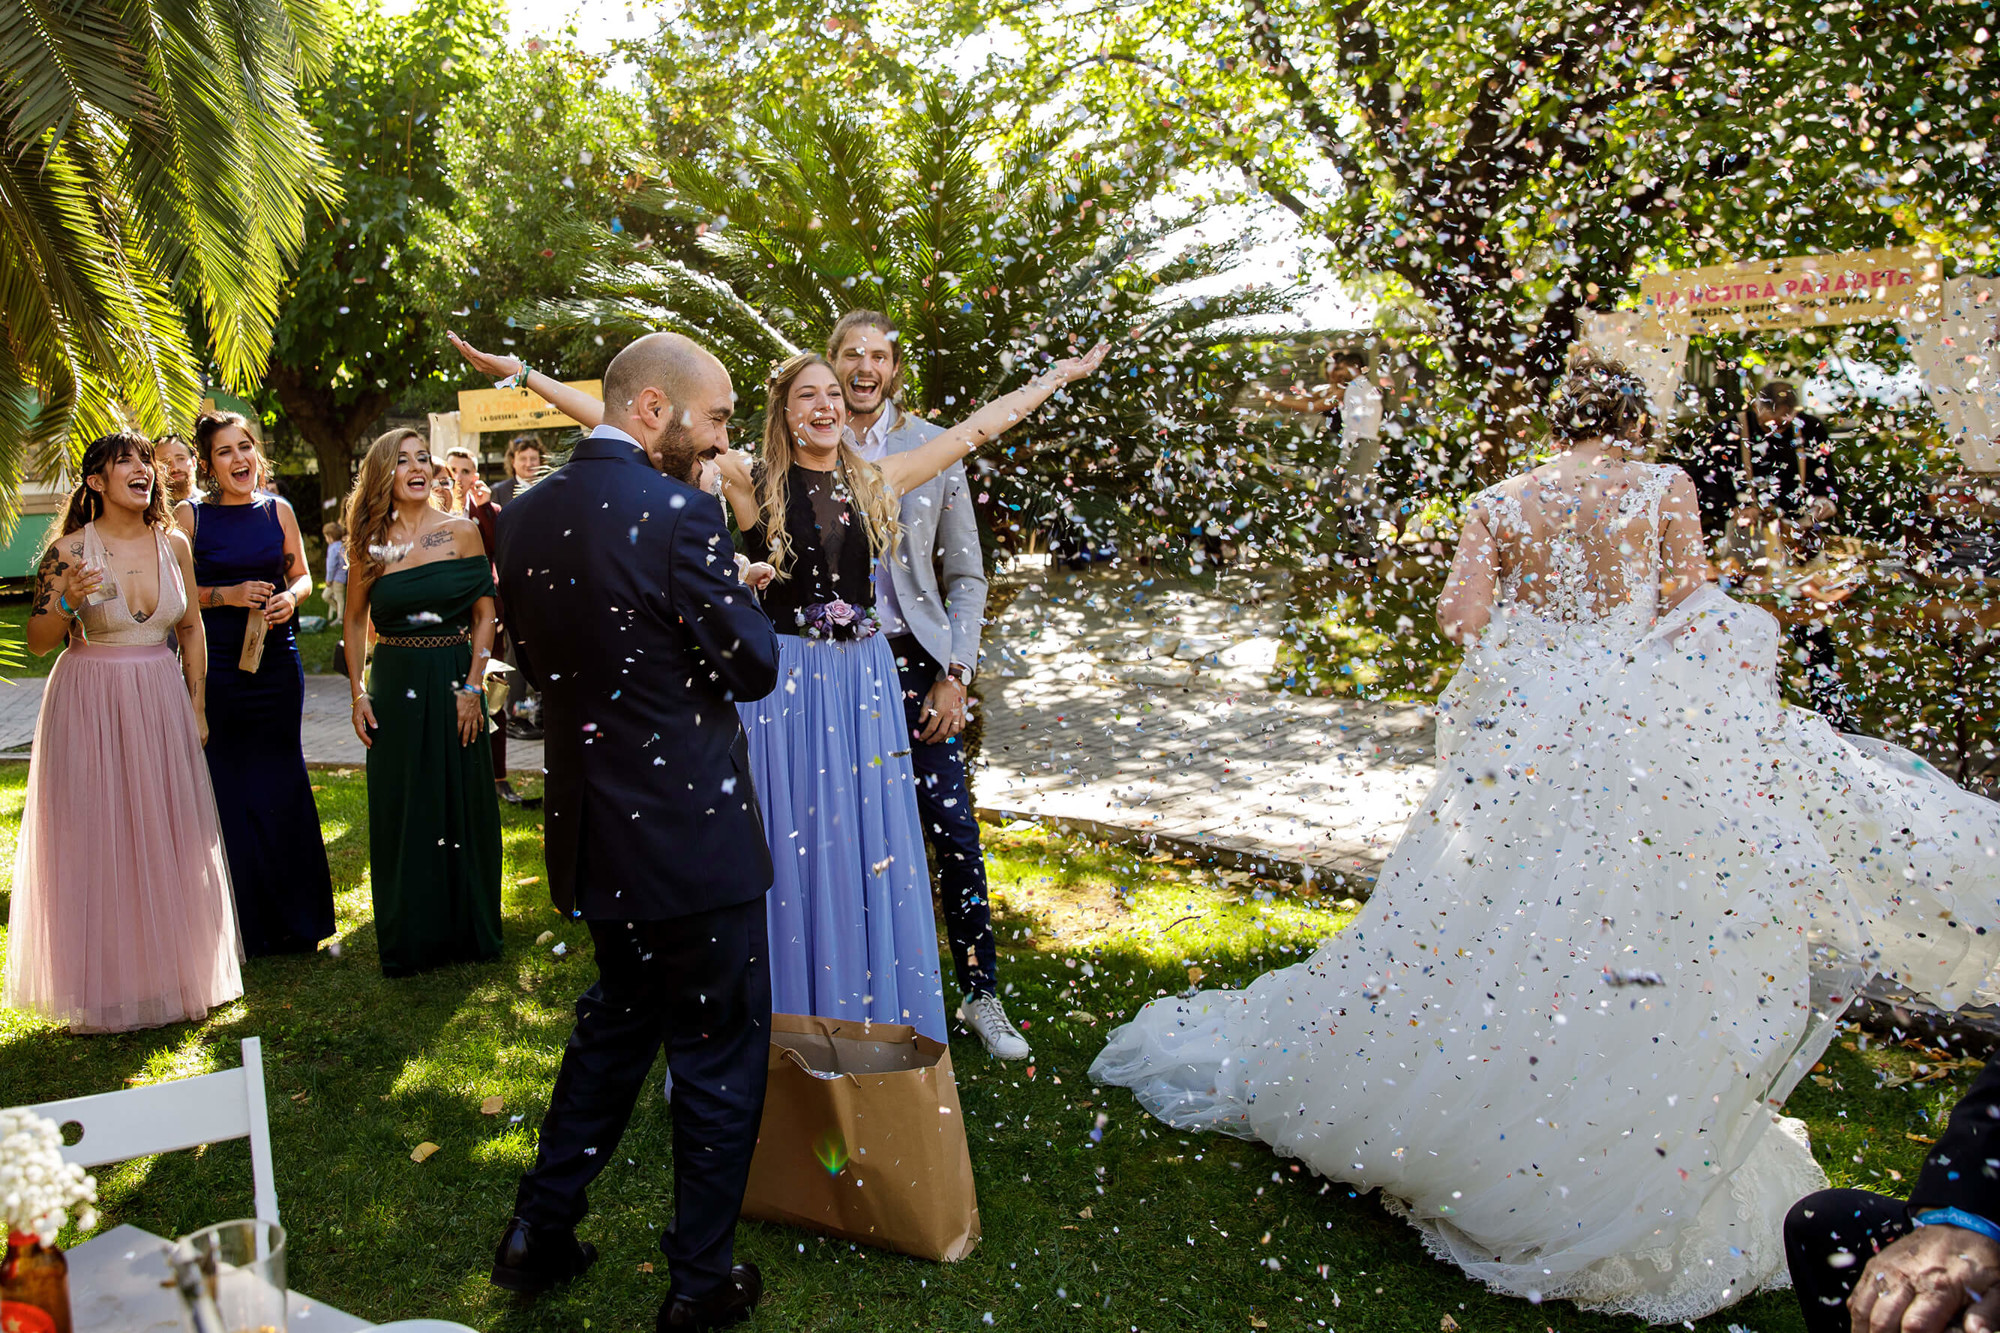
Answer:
[{"xmin": 375, "ymin": 630, "xmax": 467, "ymax": 649}]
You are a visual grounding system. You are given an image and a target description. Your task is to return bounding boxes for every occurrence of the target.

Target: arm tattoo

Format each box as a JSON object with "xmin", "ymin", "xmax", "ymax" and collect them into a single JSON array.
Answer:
[
  {"xmin": 284, "ymin": 551, "xmax": 297, "ymax": 572},
  {"xmin": 31, "ymin": 549, "xmax": 65, "ymax": 616}
]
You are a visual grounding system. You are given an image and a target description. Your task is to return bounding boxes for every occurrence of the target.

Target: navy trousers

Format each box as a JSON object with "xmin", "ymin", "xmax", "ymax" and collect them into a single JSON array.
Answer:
[
  {"xmin": 890, "ymin": 635, "xmax": 997, "ymax": 997},
  {"xmin": 514, "ymin": 898, "xmax": 771, "ymax": 1299},
  {"xmin": 1785, "ymin": 1188, "xmax": 1913, "ymax": 1333}
]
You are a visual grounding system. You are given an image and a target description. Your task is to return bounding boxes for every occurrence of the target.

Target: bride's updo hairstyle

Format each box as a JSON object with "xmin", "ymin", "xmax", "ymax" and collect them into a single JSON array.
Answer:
[{"xmin": 1548, "ymin": 350, "xmax": 1651, "ymax": 444}]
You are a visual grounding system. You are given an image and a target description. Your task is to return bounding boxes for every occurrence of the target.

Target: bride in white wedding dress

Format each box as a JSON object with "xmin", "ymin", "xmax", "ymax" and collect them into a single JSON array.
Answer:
[{"xmin": 1091, "ymin": 356, "xmax": 2000, "ymax": 1323}]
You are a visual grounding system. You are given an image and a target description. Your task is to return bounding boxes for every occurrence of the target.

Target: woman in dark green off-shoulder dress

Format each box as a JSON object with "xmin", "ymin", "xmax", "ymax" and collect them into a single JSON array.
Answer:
[{"xmin": 341, "ymin": 428, "xmax": 503, "ymax": 977}]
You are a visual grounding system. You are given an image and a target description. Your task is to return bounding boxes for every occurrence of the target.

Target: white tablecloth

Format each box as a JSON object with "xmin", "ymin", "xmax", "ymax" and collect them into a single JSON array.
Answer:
[{"xmin": 66, "ymin": 1223, "xmax": 370, "ymax": 1332}]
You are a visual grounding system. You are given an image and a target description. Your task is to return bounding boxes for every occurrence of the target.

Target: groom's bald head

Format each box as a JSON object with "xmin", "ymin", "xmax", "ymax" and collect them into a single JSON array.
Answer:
[{"xmin": 601, "ymin": 332, "xmax": 735, "ymax": 482}]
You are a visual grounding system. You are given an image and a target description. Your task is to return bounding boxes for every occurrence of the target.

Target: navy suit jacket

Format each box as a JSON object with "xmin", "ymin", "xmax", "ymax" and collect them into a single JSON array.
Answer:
[
  {"xmin": 1912, "ymin": 1050, "xmax": 2000, "ymax": 1216},
  {"xmin": 496, "ymin": 433, "xmax": 779, "ymax": 921}
]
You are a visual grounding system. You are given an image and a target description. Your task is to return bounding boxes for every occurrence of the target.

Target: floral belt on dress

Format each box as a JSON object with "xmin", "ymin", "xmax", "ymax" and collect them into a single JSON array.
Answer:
[
  {"xmin": 795, "ymin": 599, "xmax": 881, "ymax": 641},
  {"xmin": 375, "ymin": 630, "xmax": 468, "ymax": 649}
]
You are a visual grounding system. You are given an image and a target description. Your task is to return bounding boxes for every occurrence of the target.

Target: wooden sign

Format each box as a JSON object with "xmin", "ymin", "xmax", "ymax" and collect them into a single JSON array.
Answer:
[
  {"xmin": 1639, "ymin": 246, "xmax": 1940, "ymax": 336},
  {"xmin": 456, "ymin": 381, "xmax": 601, "ymax": 433},
  {"xmin": 198, "ymin": 397, "xmax": 263, "ymax": 441}
]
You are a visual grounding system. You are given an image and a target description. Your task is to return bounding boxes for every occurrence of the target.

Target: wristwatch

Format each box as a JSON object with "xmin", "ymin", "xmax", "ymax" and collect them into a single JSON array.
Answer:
[{"xmin": 941, "ymin": 662, "xmax": 969, "ymax": 686}]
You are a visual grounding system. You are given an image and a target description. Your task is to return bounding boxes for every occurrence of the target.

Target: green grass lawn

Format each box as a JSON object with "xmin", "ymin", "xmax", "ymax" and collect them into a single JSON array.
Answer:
[{"xmin": 0, "ymin": 767, "xmax": 1975, "ymax": 1333}]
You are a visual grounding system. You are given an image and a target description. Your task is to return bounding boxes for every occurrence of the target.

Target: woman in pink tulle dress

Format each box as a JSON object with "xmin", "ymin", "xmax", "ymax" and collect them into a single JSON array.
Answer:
[{"xmin": 2, "ymin": 432, "xmax": 243, "ymax": 1032}]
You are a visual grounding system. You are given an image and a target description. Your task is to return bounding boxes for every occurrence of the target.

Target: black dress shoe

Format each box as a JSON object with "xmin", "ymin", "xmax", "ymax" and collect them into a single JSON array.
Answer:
[
  {"xmin": 495, "ymin": 781, "xmax": 543, "ymax": 809},
  {"xmin": 504, "ymin": 717, "xmax": 545, "ymax": 741},
  {"xmin": 490, "ymin": 1216, "xmax": 597, "ymax": 1295},
  {"xmin": 657, "ymin": 1263, "xmax": 762, "ymax": 1330}
]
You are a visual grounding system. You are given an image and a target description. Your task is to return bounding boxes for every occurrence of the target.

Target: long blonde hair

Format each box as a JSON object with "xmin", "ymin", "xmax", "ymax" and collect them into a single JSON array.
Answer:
[
  {"xmin": 758, "ymin": 352, "xmax": 901, "ymax": 580},
  {"xmin": 342, "ymin": 428, "xmax": 425, "ymax": 587}
]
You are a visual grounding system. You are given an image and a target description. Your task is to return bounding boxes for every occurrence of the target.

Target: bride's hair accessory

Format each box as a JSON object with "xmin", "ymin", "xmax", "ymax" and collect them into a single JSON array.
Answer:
[{"xmin": 1549, "ymin": 351, "xmax": 1652, "ymax": 445}]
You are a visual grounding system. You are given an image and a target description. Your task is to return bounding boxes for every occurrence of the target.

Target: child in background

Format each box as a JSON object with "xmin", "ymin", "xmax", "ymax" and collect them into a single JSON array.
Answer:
[{"xmin": 323, "ymin": 521, "xmax": 347, "ymax": 627}]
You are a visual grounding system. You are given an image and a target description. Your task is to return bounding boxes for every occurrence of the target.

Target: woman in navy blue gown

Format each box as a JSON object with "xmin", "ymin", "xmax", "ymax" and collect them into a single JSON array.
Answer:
[{"xmin": 177, "ymin": 412, "xmax": 334, "ymax": 956}]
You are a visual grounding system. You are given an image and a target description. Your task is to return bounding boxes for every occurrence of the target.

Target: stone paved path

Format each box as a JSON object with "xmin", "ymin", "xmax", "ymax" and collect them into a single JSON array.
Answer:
[
  {"xmin": 970, "ymin": 564, "xmax": 1437, "ymax": 891},
  {"xmin": 0, "ymin": 674, "xmax": 546, "ymax": 772}
]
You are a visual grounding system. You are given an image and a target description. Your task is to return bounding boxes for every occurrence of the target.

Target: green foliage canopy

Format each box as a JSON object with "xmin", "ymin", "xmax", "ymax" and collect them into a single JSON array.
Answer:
[
  {"xmin": 265, "ymin": 0, "xmax": 504, "ymax": 499},
  {"xmin": 0, "ymin": 0, "xmax": 338, "ymax": 515},
  {"xmin": 989, "ymin": 0, "xmax": 1997, "ymax": 481}
]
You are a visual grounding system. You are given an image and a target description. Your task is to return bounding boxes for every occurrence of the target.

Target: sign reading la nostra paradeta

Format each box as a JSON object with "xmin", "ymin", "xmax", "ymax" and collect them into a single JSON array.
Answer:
[{"xmin": 1638, "ymin": 246, "xmax": 1940, "ymax": 336}]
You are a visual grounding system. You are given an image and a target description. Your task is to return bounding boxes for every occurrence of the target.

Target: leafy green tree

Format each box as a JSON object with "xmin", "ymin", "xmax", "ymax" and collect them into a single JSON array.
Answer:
[
  {"xmin": 264, "ymin": 0, "xmax": 504, "ymax": 499},
  {"xmin": 1, "ymin": 0, "xmax": 337, "ymax": 512},
  {"xmin": 994, "ymin": 0, "xmax": 1997, "ymax": 482},
  {"xmin": 618, "ymin": 0, "xmax": 939, "ymax": 164},
  {"xmin": 511, "ymin": 81, "xmax": 1293, "ymax": 556},
  {"xmin": 411, "ymin": 40, "xmax": 662, "ymax": 381}
]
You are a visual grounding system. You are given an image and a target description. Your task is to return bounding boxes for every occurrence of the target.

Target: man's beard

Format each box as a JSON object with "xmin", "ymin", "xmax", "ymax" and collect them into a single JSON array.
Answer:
[{"xmin": 652, "ymin": 421, "xmax": 706, "ymax": 485}]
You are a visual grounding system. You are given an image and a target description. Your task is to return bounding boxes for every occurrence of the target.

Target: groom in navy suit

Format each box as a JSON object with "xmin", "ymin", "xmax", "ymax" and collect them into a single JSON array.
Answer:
[{"xmin": 489, "ymin": 331, "xmax": 780, "ymax": 1331}]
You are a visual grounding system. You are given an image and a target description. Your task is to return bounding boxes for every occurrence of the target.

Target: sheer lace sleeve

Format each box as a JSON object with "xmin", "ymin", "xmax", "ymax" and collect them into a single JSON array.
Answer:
[
  {"xmin": 1438, "ymin": 494, "xmax": 1500, "ymax": 646},
  {"xmin": 1657, "ymin": 467, "xmax": 1711, "ymax": 611}
]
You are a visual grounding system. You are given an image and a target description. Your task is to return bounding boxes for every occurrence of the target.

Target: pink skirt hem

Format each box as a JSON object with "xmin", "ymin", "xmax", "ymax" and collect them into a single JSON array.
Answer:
[{"xmin": 2, "ymin": 642, "xmax": 244, "ymax": 1032}]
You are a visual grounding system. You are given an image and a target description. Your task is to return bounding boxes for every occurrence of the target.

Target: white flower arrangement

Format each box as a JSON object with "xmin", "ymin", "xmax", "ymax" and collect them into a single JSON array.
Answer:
[{"xmin": 0, "ymin": 1110, "xmax": 97, "ymax": 1246}]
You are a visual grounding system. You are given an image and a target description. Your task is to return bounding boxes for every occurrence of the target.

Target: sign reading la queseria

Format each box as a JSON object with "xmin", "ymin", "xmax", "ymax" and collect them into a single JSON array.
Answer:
[
  {"xmin": 456, "ymin": 381, "xmax": 603, "ymax": 433},
  {"xmin": 1638, "ymin": 246, "xmax": 1940, "ymax": 335}
]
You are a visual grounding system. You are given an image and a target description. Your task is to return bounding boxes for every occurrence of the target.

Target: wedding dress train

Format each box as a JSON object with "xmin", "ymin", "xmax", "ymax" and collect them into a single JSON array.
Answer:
[{"xmin": 1092, "ymin": 462, "xmax": 2000, "ymax": 1322}]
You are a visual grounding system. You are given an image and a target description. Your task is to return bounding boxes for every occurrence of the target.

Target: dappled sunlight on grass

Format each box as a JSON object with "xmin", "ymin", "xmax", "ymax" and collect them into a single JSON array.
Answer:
[
  {"xmin": 137, "ymin": 1028, "xmax": 226, "ymax": 1082},
  {"xmin": 984, "ymin": 825, "xmax": 1357, "ymax": 991},
  {"xmin": 1275, "ymin": 569, "xmax": 1463, "ymax": 702}
]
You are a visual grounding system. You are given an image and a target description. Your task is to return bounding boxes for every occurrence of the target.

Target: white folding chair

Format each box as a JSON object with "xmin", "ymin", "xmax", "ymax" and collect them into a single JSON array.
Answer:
[{"xmin": 15, "ymin": 1035, "xmax": 279, "ymax": 1225}]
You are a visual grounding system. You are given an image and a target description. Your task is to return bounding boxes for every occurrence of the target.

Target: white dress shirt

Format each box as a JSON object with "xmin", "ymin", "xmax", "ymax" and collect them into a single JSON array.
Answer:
[{"xmin": 589, "ymin": 423, "xmax": 645, "ymax": 452}]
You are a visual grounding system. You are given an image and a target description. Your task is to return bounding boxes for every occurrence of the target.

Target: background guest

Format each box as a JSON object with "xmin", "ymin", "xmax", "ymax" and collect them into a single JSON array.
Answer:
[
  {"xmin": 489, "ymin": 434, "xmax": 542, "ymax": 507},
  {"xmin": 343, "ymin": 428, "xmax": 503, "ymax": 977},
  {"xmin": 3, "ymin": 433, "xmax": 241, "ymax": 1032},
  {"xmin": 178, "ymin": 411, "xmax": 334, "ymax": 957},
  {"xmin": 1260, "ymin": 347, "xmax": 1384, "ymax": 550},
  {"xmin": 323, "ymin": 520, "xmax": 347, "ymax": 628},
  {"xmin": 1689, "ymin": 378, "xmax": 1851, "ymax": 727},
  {"xmin": 430, "ymin": 460, "xmax": 457, "ymax": 514},
  {"xmin": 489, "ymin": 433, "xmax": 543, "ymax": 740},
  {"xmin": 826, "ymin": 310, "xmax": 1023, "ymax": 1059},
  {"xmin": 446, "ymin": 446, "xmax": 536, "ymax": 808},
  {"xmin": 157, "ymin": 433, "xmax": 196, "ymax": 507}
]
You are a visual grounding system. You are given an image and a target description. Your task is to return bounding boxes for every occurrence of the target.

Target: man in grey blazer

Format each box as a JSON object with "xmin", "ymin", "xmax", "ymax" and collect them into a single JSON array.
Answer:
[{"xmin": 829, "ymin": 310, "xmax": 1029, "ymax": 1061}]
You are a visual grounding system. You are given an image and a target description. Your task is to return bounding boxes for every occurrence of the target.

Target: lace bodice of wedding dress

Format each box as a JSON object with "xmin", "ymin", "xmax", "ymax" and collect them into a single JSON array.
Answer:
[
  {"xmin": 1093, "ymin": 459, "xmax": 2000, "ymax": 1324},
  {"xmin": 1465, "ymin": 459, "xmax": 1680, "ymax": 650}
]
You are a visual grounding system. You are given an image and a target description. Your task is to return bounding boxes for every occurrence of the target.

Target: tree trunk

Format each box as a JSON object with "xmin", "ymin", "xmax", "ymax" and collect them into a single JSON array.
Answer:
[{"xmin": 265, "ymin": 359, "xmax": 395, "ymax": 524}]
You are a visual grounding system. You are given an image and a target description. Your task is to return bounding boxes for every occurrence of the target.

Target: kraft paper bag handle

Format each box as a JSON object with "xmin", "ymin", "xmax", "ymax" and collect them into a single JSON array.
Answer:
[{"xmin": 778, "ymin": 1045, "xmax": 827, "ymax": 1079}]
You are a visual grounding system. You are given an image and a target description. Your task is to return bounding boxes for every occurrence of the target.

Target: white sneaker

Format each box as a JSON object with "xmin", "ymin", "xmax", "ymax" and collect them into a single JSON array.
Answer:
[{"xmin": 957, "ymin": 992, "xmax": 1032, "ymax": 1061}]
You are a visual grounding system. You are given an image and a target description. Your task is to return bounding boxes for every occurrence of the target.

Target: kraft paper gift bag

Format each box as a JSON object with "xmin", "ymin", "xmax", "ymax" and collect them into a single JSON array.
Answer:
[{"xmin": 741, "ymin": 1013, "xmax": 981, "ymax": 1262}]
